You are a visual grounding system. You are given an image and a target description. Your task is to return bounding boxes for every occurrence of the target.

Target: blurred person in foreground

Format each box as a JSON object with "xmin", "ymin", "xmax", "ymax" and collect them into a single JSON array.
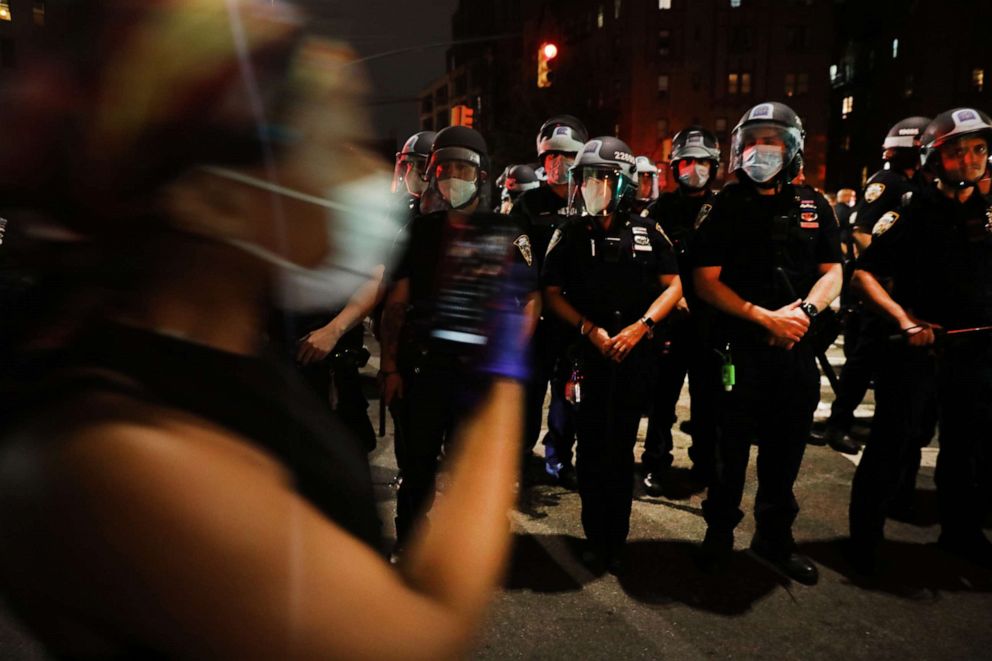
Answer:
[{"xmin": 0, "ymin": 1, "xmax": 524, "ymax": 658}]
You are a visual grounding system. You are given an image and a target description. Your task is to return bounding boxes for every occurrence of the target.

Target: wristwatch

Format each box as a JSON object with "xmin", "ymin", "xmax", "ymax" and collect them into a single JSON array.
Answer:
[
  {"xmin": 639, "ymin": 316, "xmax": 656, "ymax": 332},
  {"xmin": 799, "ymin": 301, "xmax": 819, "ymax": 320}
]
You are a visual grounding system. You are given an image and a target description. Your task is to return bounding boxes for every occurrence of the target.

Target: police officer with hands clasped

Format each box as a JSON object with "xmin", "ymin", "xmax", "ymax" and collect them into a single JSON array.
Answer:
[
  {"xmin": 850, "ymin": 108, "xmax": 992, "ymax": 572},
  {"xmin": 692, "ymin": 102, "xmax": 843, "ymax": 585},
  {"xmin": 642, "ymin": 127, "xmax": 721, "ymax": 494},
  {"xmin": 542, "ymin": 136, "xmax": 682, "ymax": 572}
]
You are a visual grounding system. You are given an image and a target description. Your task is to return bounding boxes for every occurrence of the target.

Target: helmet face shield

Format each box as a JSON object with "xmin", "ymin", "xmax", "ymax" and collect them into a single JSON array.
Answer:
[
  {"xmin": 392, "ymin": 155, "xmax": 428, "ymax": 196},
  {"xmin": 544, "ymin": 151, "xmax": 577, "ymax": 186},
  {"xmin": 937, "ymin": 134, "xmax": 989, "ymax": 185},
  {"xmin": 569, "ymin": 166, "xmax": 628, "ymax": 216},
  {"xmin": 636, "ymin": 171, "xmax": 658, "ymax": 202},
  {"xmin": 730, "ymin": 122, "xmax": 803, "ymax": 183}
]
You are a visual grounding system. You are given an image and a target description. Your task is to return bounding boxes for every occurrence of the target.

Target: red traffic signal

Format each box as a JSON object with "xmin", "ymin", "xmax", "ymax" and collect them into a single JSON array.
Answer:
[{"xmin": 542, "ymin": 43, "xmax": 558, "ymax": 60}]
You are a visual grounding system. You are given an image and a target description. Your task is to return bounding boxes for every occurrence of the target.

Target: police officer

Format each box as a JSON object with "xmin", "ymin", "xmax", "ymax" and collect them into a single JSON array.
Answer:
[
  {"xmin": 811, "ymin": 117, "xmax": 932, "ymax": 456},
  {"xmin": 512, "ymin": 114, "xmax": 589, "ymax": 486},
  {"xmin": 392, "ymin": 130, "xmax": 436, "ymax": 214},
  {"xmin": 381, "ymin": 126, "xmax": 538, "ymax": 548},
  {"xmin": 851, "ymin": 108, "xmax": 992, "ymax": 572},
  {"xmin": 496, "ymin": 164, "xmax": 540, "ymax": 214},
  {"xmin": 642, "ymin": 127, "xmax": 721, "ymax": 494},
  {"xmin": 543, "ymin": 137, "xmax": 682, "ymax": 570},
  {"xmin": 692, "ymin": 102, "xmax": 843, "ymax": 585},
  {"xmin": 632, "ymin": 156, "xmax": 660, "ymax": 215}
]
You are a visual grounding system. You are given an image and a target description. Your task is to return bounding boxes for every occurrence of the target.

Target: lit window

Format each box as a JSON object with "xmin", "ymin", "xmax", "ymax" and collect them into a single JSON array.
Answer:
[
  {"xmin": 0, "ymin": 2, "xmax": 11, "ymax": 21},
  {"xmin": 842, "ymin": 135, "xmax": 851, "ymax": 152},
  {"xmin": 615, "ymin": 0, "xmax": 622, "ymax": 20},
  {"xmin": 659, "ymin": 0, "xmax": 672, "ymax": 8},
  {"xmin": 829, "ymin": 64, "xmax": 839, "ymax": 83},
  {"xmin": 785, "ymin": 73, "xmax": 796, "ymax": 97},
  {"xmin": 891, "ymin": 38, "xmax": 899, "ymax": 59},
  {"xmin": 973, "ymin": 68, "xmax": 985, "ymax": 93},
  {"xmin": 658, "ymin": 74, "xmax": 670, "ymax": 94},
  {"xmin": 728, "ymin": 73, "xmax": 739, "ymax": 94},
  {"xmin": 741, "ymin": 72, "xmax": 751, "ymax": 95},
  {"xmin": 731, "ymin": 0, "xmax": 741, "ymax": 7},
  {"xmin": 842, "ymin": 95, "xmax": 854, "ymax": 118},
  {"xmin": 597, "ymin": 4, "xmax": 604, "ymax": 28}
]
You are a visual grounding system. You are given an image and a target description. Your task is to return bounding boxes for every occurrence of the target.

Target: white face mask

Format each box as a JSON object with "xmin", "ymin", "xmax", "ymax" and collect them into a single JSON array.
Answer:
[
  {"xmin": 678, "ymin": 162, "xmax": 711, "ymax": 190},
  {"xmin": 203, "ymin": 167, "xmax": 402, "ymax": 314},
  {"xmin": 581, "ymin": 179, "xmax": 612, "ymax": 215},
  {"xmin": 438, "ymin": 177, "xmax": 478, "ymax": 208},
  {"xmin": 404, "ymin": 168, "xmax": 428, "ymax": 196},
  {"xmin": 546, "ymin": 154, "xmax": 574, "ymax": 186},
  {"xmin": 741, "ymin": 145, "xmax": 784, "ymax": 183}
]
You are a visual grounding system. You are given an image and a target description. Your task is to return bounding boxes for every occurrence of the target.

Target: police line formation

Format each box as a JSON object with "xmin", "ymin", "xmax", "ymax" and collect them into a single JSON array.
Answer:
[{"xmin": 376, "ymin": 101, "xmax": 992, "ymax": 585}]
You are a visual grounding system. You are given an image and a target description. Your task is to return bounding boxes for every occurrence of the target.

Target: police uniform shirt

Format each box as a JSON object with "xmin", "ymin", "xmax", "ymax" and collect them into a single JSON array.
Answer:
[
  {"xmin": 852, "ymin": 168, "xmax": 918, "ymax": 238},
  {"xmin": 692, "ymin": 183, "xmax": 843, "ymax": 344},
  {"xmin": 392, "ymin": 210, "xmax": 538, "ymax": 328},
  {"xmin": 857, "ymin": 184, "xmax": 992, "ymax": 330},
  {"xmin": 510, "ymin": 185, "xmax": 570, "ymax": 275},
  {"xmin": 542, "ymin": 213, "xmax": 679, "ymax": 332},
  {"xmin": 646, "ymin": 189, "xmax": 715, "ymax": 256}
]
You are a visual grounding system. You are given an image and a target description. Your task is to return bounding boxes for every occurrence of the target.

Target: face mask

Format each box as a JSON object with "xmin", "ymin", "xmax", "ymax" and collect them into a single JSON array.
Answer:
[
  {"xmin": 438, "ymin": 177, "xmax": 478, "ymax": 208},
  {"xmin": 404, "ymin": 168, "xmax": 428, "ymax": 196},
  {"xmin": 581, "ymin": 179, "xmax": 612, "ymax": 215},
  {"xmin": 204, "ymin": 167, "xmax": 402, "ymax": 314},
  {"xmin": 546, "ymin": 155, "xmax": 573, "ymax": 186},
  {"xmin": 741, "ymin": 145, "xmax": 784, "ymax": 184},
  {"xmin": 678, "ymin": 162, "xmax": 711, "ymax": 190}
]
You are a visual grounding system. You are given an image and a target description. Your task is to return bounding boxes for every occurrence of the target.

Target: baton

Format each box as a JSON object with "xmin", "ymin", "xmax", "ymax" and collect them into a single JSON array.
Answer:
[
  {"xmin": 775, "ymin": 267, "xmax": 841, "ymax": 394},
  {"xmin": 888, "ymin": 324, "xmax": 992, "ymax": 342}
]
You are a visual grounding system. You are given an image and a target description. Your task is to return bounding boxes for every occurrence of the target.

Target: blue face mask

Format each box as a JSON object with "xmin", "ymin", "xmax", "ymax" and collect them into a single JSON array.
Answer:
[{"xmin": 741, "ymin": 145, "xmax": 784, "ymax": 183}]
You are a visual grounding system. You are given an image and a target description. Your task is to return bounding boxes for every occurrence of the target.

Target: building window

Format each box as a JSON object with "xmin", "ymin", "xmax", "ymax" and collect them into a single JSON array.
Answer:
[
  {"xmin": 715, "ymin": 117, "xmax": 727, "ymax": 133},
  {"xmin": 657, "ymin": 74, "xmax": 670, "ymax": 95},
  {"xmin": 658, "ymin": 29, "xmax": 671, "ymax": 56},
  {"xmin": 730, "ymin": 0, "xmax": 741, "ymax": 7},
  {"xmin": 841, "ymin": 95, "xmax": 854, "ymax": 118},
  {"xmin": 421, "ymin": 96, "xmax": 433, "ymax": 114},
  {"xmin": 728, "ymin": 73, "xmax": 738, "ymax": 94},
  {"xmin": 741, "ymin": 72, "xmax": 751, "ymax": 95},
  {"xmin": 597, "ymin": 4, "xmax": 604, "ymax": 28},
  {"xmin": 614, "ymin": 0, "xmax": 622, "ymax": 20},
  {"xmin": 659, "ymin": 0, "xmax": 672, "ymax": 8},
  {"xmin": 785, "ymin": 73, "xmax": 796, "ymax": 97},
  {"xmin": 891, "ymin": 38, "xmax": 899, "ymax": 59},
  {"xmin": 842, "ymin": 135, "xmax": 851, "ymax": 151},
  {"xmin": 973, "ymin": 68, "xmax": 985, "ymax": 93},
  {"xmin": 657, "ymin": 118, "xmax": 669, "ymax": 138},
  {"xmin": 829, "ymin": 64, "xmax": 839, "ymax": 84},
  {"xmin": 0, "ymin": 2, "xmax": 11, "ymax": 21},
  {"xmin": 32, "ymin": 1, "xmax": 44, "ymax": 26}
]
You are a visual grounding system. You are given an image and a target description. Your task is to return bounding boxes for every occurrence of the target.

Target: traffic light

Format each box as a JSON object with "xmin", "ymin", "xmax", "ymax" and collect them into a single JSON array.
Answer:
[
  {"xmin": 450, "ymin": 104, "xmax": 475, "ymax": 128},
  {"xmin": 537, "ymin": 42, "xmax": 558, "ymax": 88}
]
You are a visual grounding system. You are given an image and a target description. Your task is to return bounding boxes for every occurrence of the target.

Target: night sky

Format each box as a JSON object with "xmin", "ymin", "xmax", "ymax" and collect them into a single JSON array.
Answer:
[{"xmin": 317, "ymin": 0, "xmax": 460, "ymax": 146}]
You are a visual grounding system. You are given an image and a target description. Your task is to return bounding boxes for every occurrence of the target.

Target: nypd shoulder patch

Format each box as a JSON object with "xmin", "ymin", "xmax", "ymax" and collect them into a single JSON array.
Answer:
[
  {"xmin": 872, "ymin": 211, "xmax": 899, "ymax": 237},
  {"xmin": 546, "ymin": 228, "xmax": 563, "ymax": 256},
  {"xmin": 865, "ymin": 182, "xmax": 886, "ymax": 204},
  {"xmin": 694, "ymin": 203, "xmax": 713, "ymax": 229},
  {"xmin": 514, "ymin": 234, "xmax": 533, "ymax": 267}
]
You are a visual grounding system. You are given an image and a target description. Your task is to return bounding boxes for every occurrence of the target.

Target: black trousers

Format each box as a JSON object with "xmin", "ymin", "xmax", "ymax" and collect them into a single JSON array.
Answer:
[
  {"xmin": 934, "ymin": 339, "xmax": 992, "ymax": 540},
  {"xmin": 702, "ymin": 343, "xmax": 820, "ymax": 549},
  {"xmin": 573, "ymin": 344, "xmax": 654, "ymax": 550},
  {"xmin": 826, "ymin": 312, "xmax": 888, "ymax": 431},
  {"xmin": 392, "ymin": 352, "xmax": 483, "ymax": 546},
  {"xmin": 642, "ymin": 316, "xmax": 719, "ymax": 478},
  {"xmin": 849, "ymin": 343, "xmax": 937, "ymax": 547}
]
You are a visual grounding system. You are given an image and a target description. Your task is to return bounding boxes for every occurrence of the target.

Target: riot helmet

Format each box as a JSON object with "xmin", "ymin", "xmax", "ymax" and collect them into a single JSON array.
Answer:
[
  {"xmin": 536, "ymin": 114, "xmax": 589, "ymax": 186},
  {"xmin": 392, "ymin": 130, "xmax": 436, "ymax": 196},
  {"xmin": 919, "ymin": 108, "xmax": 992, "ymax": 189},
  {"xmin": 729, "ymin": 102, "xmax": 805, "ymax": 187},
  {"xmin": 634, "ymin": 156, "xmax": 659, "ymax": 202},
  {"xmin": 421, "ymin": 125, "xmax": 489, "ymax": 212},
  {"xmin": 881, "ymin": 116, "xmax": 930, "ymax": 172},
  {"xmin": 567, "ymin": 136, "xmax": 637, "ymax": 217},
  {"xmin": 670, "ymin": 126, "xmax": 720, "ymax": 191}
]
